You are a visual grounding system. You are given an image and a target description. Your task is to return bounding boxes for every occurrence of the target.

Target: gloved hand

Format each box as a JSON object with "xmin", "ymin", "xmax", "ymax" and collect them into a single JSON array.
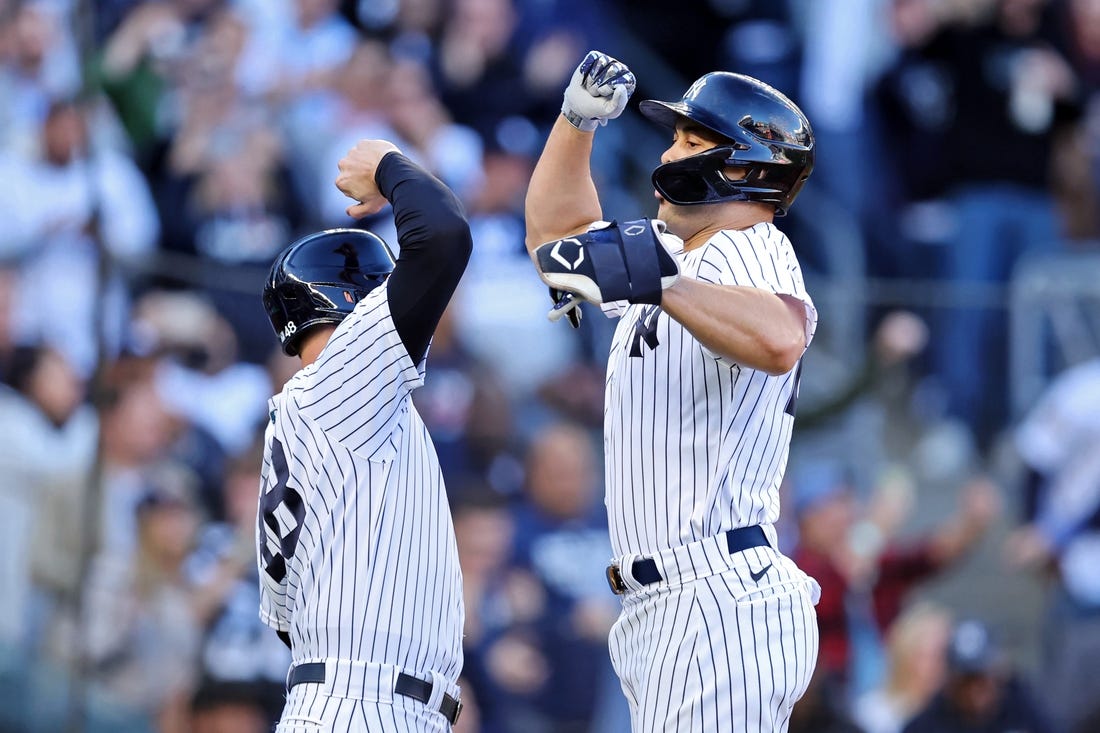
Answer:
[
  {"xmin": 561, "ymin": 50, "xmax": 636, "ymax": 132},
  {"xmin": 548, "ymin": 288, "xmax": 582, "ymax": 328}
]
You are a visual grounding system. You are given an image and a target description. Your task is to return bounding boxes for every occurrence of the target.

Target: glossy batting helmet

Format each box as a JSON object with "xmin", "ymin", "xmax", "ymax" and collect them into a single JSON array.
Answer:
[
  {"xmin": 640, "ymin": 72, "xmax": 814, "ymax": 215},
  {"xmin": 263, "ymin": 228, "xmax": 395, "ymax": 356}
]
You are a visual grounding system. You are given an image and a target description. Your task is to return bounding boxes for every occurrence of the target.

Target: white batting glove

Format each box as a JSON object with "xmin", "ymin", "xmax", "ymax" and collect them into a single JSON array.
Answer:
[
  {"xmin": 548, "ymin": 288, "xmax": 582, "ymax": 328},
  {"xmin": 561, "ymin": 50, "xmax": 636, "ymax": 132}
]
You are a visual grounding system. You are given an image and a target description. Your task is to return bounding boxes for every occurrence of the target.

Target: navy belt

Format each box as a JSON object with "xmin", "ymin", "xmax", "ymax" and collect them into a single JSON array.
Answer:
[
  {"xmin": 606, "ymin": 525, "xmax": 770, "ymax": 594},
  {"xmin": 286, "ymin": 663, "xmax": 462, "ymax": 726}
]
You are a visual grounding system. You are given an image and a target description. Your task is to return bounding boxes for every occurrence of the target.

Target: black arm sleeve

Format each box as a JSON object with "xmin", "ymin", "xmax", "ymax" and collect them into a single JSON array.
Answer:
[{"xmin": 375, "ymin": 152, "xmax": 473, "ymax": 364}]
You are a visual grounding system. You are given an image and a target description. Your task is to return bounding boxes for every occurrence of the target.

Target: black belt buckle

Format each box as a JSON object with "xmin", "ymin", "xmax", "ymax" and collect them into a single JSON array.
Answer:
[
  {"xmin": 446, "ymin": 698, "xmax": 464, "ymax": 726},
  {"xmin": 606, "ymin": 563, "xmax": 627, "ymax": 595}
]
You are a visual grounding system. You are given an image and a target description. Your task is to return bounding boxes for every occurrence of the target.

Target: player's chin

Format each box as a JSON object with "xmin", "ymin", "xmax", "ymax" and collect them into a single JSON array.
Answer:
[
  {"xmin": 656, "ymin": 193, "xmax": 669, "ymax": 216},
  {"xmin": 657, "ymin": 198, "xmax": 682, "ymax": 224},
  {"xmin": 654, "ymin": 201, "xmax": 673, "ymax": 230}
]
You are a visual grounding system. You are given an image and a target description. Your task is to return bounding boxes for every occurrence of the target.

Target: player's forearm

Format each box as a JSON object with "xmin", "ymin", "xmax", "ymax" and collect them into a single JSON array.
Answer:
[
  {"xmin": 524, "ymin": 116, "xmax": 603, "ymax": 253},
  {"xmin": 661, "ymin": 277, "xmax": 806, "ymax": 375},
  {"xmin": 378, "ymin": 153, "xmax": 472, "ymax": 363}
]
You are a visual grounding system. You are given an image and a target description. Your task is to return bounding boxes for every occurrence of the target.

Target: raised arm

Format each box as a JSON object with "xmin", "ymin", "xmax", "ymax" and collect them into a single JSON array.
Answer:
[
  {"xmin": 525, "ymin": 117, "xmax": 602, "ymax": 250},
  {"xmin": 336, "ymin": 141, "xmax": 472, "ymax": 364},
  {"xmin": 524, "ymin": 51, "xmax": 636, "ymax": 253}
]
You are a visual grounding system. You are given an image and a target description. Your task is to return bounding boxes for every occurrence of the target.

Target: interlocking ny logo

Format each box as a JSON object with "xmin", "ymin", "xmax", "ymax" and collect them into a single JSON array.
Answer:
[
  {"xmin": 550, "ymin": 238, "xmax": 585, "ymax": 270},
  {"xmin": 630, "ymin": 305, "xmax": 662, "ymax": 357}
]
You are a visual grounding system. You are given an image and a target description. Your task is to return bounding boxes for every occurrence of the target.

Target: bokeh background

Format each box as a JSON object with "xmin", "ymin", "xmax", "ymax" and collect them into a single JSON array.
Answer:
[{"xmin": 2, "ymin": 0, "xmax": 1100, "ymax": 731}]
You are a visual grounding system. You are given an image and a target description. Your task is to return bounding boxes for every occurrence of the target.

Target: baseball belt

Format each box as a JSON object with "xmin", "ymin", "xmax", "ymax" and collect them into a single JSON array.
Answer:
[
  {"xmin": 606, "ymin": 524, "xmax": 770, "ymax": 594},
  {"xmin": 286, "ymin": 662, "xmax": 462, "ymax": 725}
]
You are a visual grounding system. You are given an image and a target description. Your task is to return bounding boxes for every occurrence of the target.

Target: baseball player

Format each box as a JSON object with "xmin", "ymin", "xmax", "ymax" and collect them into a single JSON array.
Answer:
[
  {"xmin": 525, "ymin": 52, "xmax": 822, "ymax": 731},
  {"xmin": 258, "ymin": 140, "xmax": 471, "ymax": 731}
]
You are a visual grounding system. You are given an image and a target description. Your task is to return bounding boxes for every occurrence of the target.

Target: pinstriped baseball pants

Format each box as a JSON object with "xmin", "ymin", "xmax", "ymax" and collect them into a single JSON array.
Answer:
[{"xmin": 607, "ymin": 537, "xmax": 819, "ymax": 732}]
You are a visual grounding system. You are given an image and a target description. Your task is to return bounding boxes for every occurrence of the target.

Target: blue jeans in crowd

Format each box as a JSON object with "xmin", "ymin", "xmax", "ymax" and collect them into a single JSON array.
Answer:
[{"xmin": 932, "ymin": 184, "xmax": 1061, "ymax": 447}]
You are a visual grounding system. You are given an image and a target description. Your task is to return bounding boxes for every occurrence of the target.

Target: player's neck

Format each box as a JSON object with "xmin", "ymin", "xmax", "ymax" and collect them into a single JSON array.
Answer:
[
  {"xmin": 681, "ymin": 202, "xmax": 773, "ymax": 251},
  {"xmin": 298, "ymin": 326, "xmax": 338, "ymax": 366}
]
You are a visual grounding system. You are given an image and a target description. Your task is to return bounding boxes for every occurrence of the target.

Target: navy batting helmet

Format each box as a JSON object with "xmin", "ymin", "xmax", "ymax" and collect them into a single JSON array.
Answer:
[
  {"xmin": 640, "ymin": 72, "xmax": 814, "ymax": 215},
  {"xmin": 263, "ymin": 228, "xmax": 395, "ymax": 356}
]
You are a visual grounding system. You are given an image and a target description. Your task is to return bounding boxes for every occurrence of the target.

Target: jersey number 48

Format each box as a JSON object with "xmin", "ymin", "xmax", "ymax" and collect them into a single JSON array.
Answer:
[{"xmin": 259, "ymin": 436, "xmax": 305, "ymax": 583}]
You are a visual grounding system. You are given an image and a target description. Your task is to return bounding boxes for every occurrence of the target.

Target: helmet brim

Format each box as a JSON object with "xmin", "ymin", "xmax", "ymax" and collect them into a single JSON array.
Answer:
[
  {"xmin": 639, "ymin": 99, "xmax": 737, "ymax": 147},
  {"xmin": 639, "ymin": 99, "xmax": 690, "ymax": 129}
]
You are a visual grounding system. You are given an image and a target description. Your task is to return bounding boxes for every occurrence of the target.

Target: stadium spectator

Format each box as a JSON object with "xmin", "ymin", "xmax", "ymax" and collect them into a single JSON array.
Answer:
[
  {"xmin": 791, "ymin": 461, "xmax": 999, "ymax": 693},
  {"xmin": 853, "ymin": 601, "xmax": 954, "ymax": 733},
  {"xmin": 1007, "ymin": 357, "xmax": 1100, "ymax": 733},
  {"xmin": 452, "ymin": 487, "xmax": 545, "ymax": 733},
  {"xmin": 788, "ymin": 668, "xmax": 866, "ymax": 733},
  {"xmin": 410, "ymin": 302, "xmax": 518, "ymax": 498},
  {"xmin": 454, "ymin": 132, "xmax": 586, "ymax": 407},
  {"xmin": 507, "ymin": 421, "xmax": 625, "ymax": 732},
  {"xmin": 310, "ymin": 40, "xmax": 398, "ymax": 224},
  {"xmin": 0, "ymin": 98, "xmax": 159, "ymax": 375},
  {"xmin": 315, "ymin": 54, "xmax": 484, "ymax": 224},
  {"xmin": 874, "ymin": 0, "xmax": 1079, "ymax": 448},
  {"xmin": 901, "ymin": 617, "xmax": 1053, "ymax": 733},
  {"xmin": 0, "ymin": 345, "xmax": 94, "ymax": 654},
  {"xmin": 434, "ymin": 0, "xmax": 533, "ymax": 140},
  {"xmin": 0, "ymin": 1, "xmax": 81, "ymax": 156},
  {"xmin": 82, "ymin": 464, "xmax": 205, "ymax": 732},
  {"xmin": 97, "ymin": 356, "xmax": 186, "ymax": 559},
  {"xmin": 185, "ymin": 440, "xmax": 289, "ymax": 730}
]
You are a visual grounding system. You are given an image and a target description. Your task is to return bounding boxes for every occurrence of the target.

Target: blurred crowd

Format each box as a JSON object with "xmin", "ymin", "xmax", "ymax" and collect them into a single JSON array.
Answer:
[{"xmin": 1, "ymin": 0, "xmax": 1100, "ymax": 731}]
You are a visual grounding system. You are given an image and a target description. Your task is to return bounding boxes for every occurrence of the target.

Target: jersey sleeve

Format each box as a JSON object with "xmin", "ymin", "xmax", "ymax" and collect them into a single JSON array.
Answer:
[
  {"xmin": 293, "ymin": 281, "xmax": 423, "ymax": 457},
  {"xmin": 258, "ymin": 585, "xmax": 290, "ymax": 632},
  {"xmin": 600, "ymin": 300, "xmax": 630, "ymax": 318},
  {"xmin": 698, "ymin": 227, "xmax": 818, "ymax": 350}
]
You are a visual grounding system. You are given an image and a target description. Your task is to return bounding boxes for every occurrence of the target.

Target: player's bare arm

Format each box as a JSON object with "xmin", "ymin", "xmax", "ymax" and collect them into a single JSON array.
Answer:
[
  {"xmin": 661, "ymin": 278, "xmax": 807, "ymax": 375},
  {"xmin": 524, "ymin": 51, "xmax": 636, "ymax": 253},
  {"xmin": 524, "ymin": 116, "xmax": 601, "ymax": 250}
]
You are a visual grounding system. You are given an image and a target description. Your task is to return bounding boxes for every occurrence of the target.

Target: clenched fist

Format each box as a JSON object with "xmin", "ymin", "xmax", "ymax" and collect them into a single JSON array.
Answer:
[
  {"xmin": 335, "ymin": 139, "xmax": 402, "ymax": 219},
  {"xmin": 561, "ymin": 50, "xmax": 636, "ymax": 132}
]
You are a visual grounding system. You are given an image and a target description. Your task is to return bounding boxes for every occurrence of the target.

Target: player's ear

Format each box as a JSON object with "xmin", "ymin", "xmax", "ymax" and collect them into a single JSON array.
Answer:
[{"xmin": 721, "ymin": 164, "xmax": 750, "ymax": 183}]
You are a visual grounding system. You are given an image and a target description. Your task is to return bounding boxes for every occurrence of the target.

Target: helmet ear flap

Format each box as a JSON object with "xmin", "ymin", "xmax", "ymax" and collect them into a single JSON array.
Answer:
[{"xmin": 651, "ymin": 146, "xmax": 749, "ymax": 206}]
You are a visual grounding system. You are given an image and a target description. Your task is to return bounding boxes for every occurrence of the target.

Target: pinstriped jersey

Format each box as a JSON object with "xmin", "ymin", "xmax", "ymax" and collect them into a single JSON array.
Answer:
[
  {"xmin": 602, "ymin": 222, "xmax": 817, "ymax": 557},
  {"xmin": 257, "ymin": 281, "xmax": 463, "ymax": 682}
]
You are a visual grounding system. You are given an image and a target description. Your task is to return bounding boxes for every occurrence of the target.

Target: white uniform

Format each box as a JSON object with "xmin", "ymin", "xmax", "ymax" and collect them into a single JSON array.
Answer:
[
  {"xmin": 258, "ymin": 282, "xmax": 463, "ymax": 732},
  {"xmin": 602, "ymin": 222, "xmax": 820, "ymax": 732}
]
